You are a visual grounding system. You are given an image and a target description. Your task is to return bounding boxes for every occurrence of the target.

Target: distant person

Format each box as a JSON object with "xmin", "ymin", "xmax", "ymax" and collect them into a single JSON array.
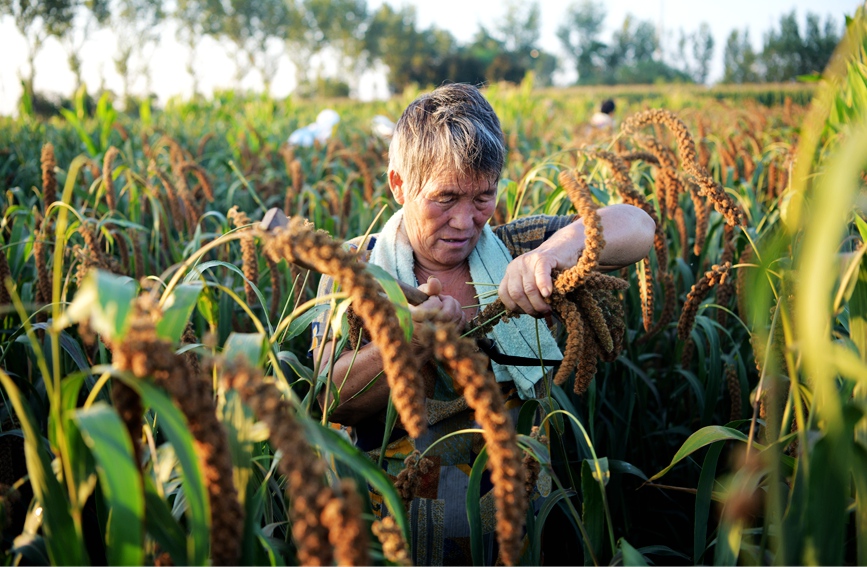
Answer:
[{"xmin": 589, "ymin": 99, "xmax": 616, "ymax": 130}]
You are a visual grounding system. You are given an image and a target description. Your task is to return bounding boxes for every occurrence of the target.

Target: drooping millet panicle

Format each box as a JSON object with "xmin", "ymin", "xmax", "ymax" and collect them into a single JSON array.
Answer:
[
  {"xmin": 114, "ymin": 229, "xmax": 130, "ymax": 276},
  {"xmin": 103, "ymin": 146, "xmax": 120, "ymax": 211},
  {"xmin": 130, "ymin": 228, "xmax": 144, "ymax": 281},
  {"xmin": 696, "ymin": 119, "xmax": 711, "ymax": 171},
  {"xmin": 33, "ymin": 223, "xmax": 51, "ymax": 312},
  {"xmin": 622, "ymin": 109, "xmax": 745, "ymax": 227},
  {"xmin": 716, "ymin": 224, "xmax": 737, "ymax": 327},
  {"xmin": 372, "ymin": 517, "xmax": 411, "ymax": 566},
  {"xmin": 228, "ymin": 206, "xmax": 259, "ymax": 307},
  {"xmin": 110, "ymin": 378, "xmax": 143, "ymax": 466},
  {"xmin": 265, "ymin": 255, "xmax": 281, "ymax": 320},
  {"xmin": 573, "ymin": 333, "xmax": 600, "ymax": 395},
  {"xmin": 677, "ymin": 262, "xmax": 732, "ymax": 342},
  {"xmin": 41, "ymin": 143, "xmax": 57, "ymax": 212},
  {"xmin": 150, "ymin": 162, "xmax": 185, "ymax": 233},
  {"xmin": 618, "ymin": 150, "xmax": 660, "ymax": 166},
  {"xmin": 261, "ymin": 218, "xmax": 428, "ymax": 437},
  {"xmin": 112, "ymin": 297, "xmax": 243, "ymax": 566},
  {"xmin": 419, "ymin": 323, "xmax": 527, "ymax": 566},
  {"xmin": 689, "ymin": 183, "xmax": 710, "ymax": 257},
  {"xmin": 221, "ymin": 360, "xmax": 334, "ymax": 566},
  {"xmin": 289, "ymin": 159, "xmax": 304, "ymax": 213},
  {"xmin": 180, "ymin": 162, "xmax": 215, "ymax": 202},
  {"xmin": 393, "ymin": 450, "xmax": 433, "ymax": 506},
  {"xmin": 738, "ymin": 140, "xmax": 756, "ymax": 181},
  {"xmin": 78, "ymin": 222, "xmax": 123, "ymax": 277},
  {"xmin": 674, "ymin": 207, "xmax": 688, "ymax": 261},
  {"xmin": 522, "ymin": 425, "xmax": 547, "ymax": 499},
  {"xmin": 321, "ymin": 479, "xmax": 371, "ymax": 566},
  {"xmin": 550, "ymin": 294, "xmax": 584, "ymax": 387},
  {"xmin": 736, "ymin": 245, "xmax": 754, "ymax": 324},
  {"xmin": 766, "ymin": 160, "xmax": 779, "ymax": 198},
  {"xmin": 554, "ymin": 169, "xmax": 605, "ymax": 293},
  {"xmin": 636, "ymin": 271, "xmax": 676, "ymax": 344},
  {"xmin": 343, "ymin": 150, "xmax": 374, "ymax": 202},
  {"xmin": 575, "ymin": 288, "xmax": 612, "ymax": 353},
  {"xmin": 726, "ymin": 364, "xmax": 742, "ymax": 422},
  {"xmin": 196, "ymin": 133, "xmax": 216, "ymax": 160},
  {"xmin": 681, "ymin": 338, "xmax": 695, "ymax": 368},
  {"xmin": 637, "ymin": 257, "xmax": 654, "ymax": 333},
  {"xmin": 592, "ymin": 288, "xmax": 625, "ymax": 362},
  {"xmin": 579, "ymin": 271, "xmax": 630, "ymax": 292},
  {"xmin": 592, "ymin": 150, "xmax": 659, "ymax": 226}
]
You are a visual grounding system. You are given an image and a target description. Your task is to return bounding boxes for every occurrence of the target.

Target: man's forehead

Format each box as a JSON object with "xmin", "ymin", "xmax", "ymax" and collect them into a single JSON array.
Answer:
[{"xmin": 421, "ymin": 175, "xmax": 497, "ymax": 195}]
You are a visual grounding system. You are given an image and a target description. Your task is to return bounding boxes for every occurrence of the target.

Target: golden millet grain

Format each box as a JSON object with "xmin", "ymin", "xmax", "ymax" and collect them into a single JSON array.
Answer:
[
  {"xmin": 262, "ymin": 218, "xmax": 427, "ymax": 437},
  {"xmin": 372, "ymin": 517, "xmax": 410, "ymax": 566},
  {"xmin": 103, "ymin": 146, "xmax": 120, "ymax": 211},
  {"xmin": 419, "ymin": 323, "xmax": 527, "ymax": 566},
  {"xmin": 554, "ymin": 169, "xmax": 605, "ymax": 293},
  {"xmin": 221, "ymin": 360, "xmax": 335, "ymax": 566},
  {"xmin": 678, "ymin": 262, "xmax": 731, "ymax": 341},
  {"xmin": 228, "ymin": 206, "xmax": 259, "ymax": 307},
  {"xmin": 41, "ymin": 143, "xmax": 57, "ymax": 211},
  {"xmin": 113, "ymin": 298, "xmax": 243, "ymax": 565},
  {"xmin": 321, "ymin": 479, "xmax": 371, "ymax": 566}
]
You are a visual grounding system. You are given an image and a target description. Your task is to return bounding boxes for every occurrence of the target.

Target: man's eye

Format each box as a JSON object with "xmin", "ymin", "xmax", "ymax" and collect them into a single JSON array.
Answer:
[{"xmin": 437, "ymin": 196, "xmax": 455, "ymax": 204}]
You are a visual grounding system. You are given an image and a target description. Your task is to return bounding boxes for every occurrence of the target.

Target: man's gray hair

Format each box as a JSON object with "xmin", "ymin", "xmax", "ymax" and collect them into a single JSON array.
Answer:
[{"xmin": 388, "ymin": 83, "xmax": 506, "ymax": 197}]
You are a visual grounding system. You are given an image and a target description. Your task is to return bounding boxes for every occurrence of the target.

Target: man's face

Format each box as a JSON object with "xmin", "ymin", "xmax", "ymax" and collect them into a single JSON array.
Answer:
[{"xmin": 398, "ymin": 172, "xmax": 497, "ymax": 272}]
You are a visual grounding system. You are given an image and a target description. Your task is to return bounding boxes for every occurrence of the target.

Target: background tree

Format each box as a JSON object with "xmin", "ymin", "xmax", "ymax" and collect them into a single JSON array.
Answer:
[
  {"xmin": 800, "ymin": 12, "xmax": 841, "ymax": 75},
  {"xmin": 206, "ymin": 0, "xmax": 295, "ymax": 93},
  {"xmin": 60, "ymin": 0, "xmax": 110, "ymax": 93},
  {"xmin": 111, "ymin": 0, "xmax": 164, "ymax": 105},
  {"xmin": 175, "ymin": 0, "xmax": 220, "ymax": 98},
  {"xmin": 691, "ymin": 22, "xmax": 715, "ymax": 84},
  {"xmin": 722, "ymin": 29, "xmax": 759, "ymax": 83},
  {"xmin": 557, "ymin": 0, "xmax": 607, "ymax": 84},
  {"xmin": 304, "ymin": 0, "xmax": 369, "ymax": 96},
  {"xmin": 761, "ymin": 11, "xmax": 806, "ymax": 81},
  {"xmin": 0, "ymin": 0, "xmax": 77, "ymax": 95},
  {"xmin": 365, "ymin": 4, "xmax": 458, "ymax": 93},
  {"xmin": 487, "ymin": 1, "xmax": 556, "ymax": 86}
]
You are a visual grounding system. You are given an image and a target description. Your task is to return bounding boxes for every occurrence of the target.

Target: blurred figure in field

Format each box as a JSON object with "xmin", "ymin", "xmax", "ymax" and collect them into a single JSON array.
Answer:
[{"xmin": 589, "ymin": 98, "xmax": 616, "ymax": 130}]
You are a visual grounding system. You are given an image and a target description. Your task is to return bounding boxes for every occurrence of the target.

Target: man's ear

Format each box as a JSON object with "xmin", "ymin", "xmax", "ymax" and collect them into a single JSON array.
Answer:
[{"xmin": 388, "ymin": 170, "xmax": 405, "ymax": 205}]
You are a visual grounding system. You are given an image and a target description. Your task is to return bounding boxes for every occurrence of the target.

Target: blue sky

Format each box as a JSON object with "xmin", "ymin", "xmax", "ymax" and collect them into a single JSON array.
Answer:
[{"xmin": 0, "ymin": 0, "xmax": 861, "ymax": 114}]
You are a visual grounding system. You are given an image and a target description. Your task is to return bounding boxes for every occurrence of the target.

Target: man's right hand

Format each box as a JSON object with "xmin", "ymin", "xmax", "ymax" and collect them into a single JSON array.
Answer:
[{"xmin": 410, "ymin": 277, "xmax": 466, "ymax": 331}]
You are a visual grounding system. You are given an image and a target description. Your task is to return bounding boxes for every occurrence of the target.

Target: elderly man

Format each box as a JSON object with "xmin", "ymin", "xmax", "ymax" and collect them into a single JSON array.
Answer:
[{"xmin": 312, "ymin": 83, "xmax": 654, "ymax": 565}]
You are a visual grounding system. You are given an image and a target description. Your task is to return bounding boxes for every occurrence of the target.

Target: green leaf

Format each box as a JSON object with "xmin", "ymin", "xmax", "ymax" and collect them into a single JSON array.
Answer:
[
  {"xmin": 285, "ymin": 304, "xmax": 329, "ymax": 341},
  {"xmin": 619, "ymin": 538, "xmax": 649, "ymax": 566},
  {"xmin": 365, "ymin": 263, "xmax": 413, "ymax": 342},
  {"xmin": 298, "ymin": 419, "xmax": 410, "ymax": 543},
  {"xmin": 467, "ymin": 446, "xmax": 488, "ymax": 567},
  {"xmin": 143, "ymin": 475, "xmax": 188, "ymax": 566},
  {"xmin": 121, "ymin": 377, "xmax": 210, "ymax": 565},
  {"xmin": 156, "ymin": 283, "xmax": 203, "ymax": 344},
  {"xmin": 223, "ymin": 332, "xmax": 267, "ymax": 366},
  {"xmin": 581, "ymin": 460, "xmax": 604, "ymax": 566},
  {"xmin": 532, "ymin": 488, "xmax": 576, "ymax": 565},
  {"xmin": 694, "ymin": 442, "xmax": 723, "ymax": 564},
  {"xmin": 650, "ymin": 426, "xmax": 748, "ymax": 481},
  {"xmin": 60, "ymin": 270, "xmax": 138, "ymax": 341},
  {"xmin": 74, "ymin": 404, "xmax": 145, "ymax": 566},
  {"xmin": 850, "ymin": 215, "xmax": 867, "ymax": 361},
  {"xmin": 0, "ymin": 369, "xmax": 87, "ymax": 565}
]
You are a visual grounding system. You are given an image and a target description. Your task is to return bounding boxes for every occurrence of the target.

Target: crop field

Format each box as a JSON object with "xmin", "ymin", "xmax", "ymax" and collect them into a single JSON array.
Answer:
[{"xmin": 1, "ymin": 9, "xmax": 867, "ymax": 567}]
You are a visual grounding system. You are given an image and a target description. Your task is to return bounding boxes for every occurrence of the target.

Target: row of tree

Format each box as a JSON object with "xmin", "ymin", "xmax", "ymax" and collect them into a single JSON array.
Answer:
[{"xmin": 0, "ymin": 0, "xmax": 845, "ymax": 104}]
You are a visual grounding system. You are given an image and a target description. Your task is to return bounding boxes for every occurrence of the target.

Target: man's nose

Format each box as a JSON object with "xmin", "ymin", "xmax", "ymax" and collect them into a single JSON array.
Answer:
[{"xmin": 449, "ymin": 202, "xmax": 475, "ymax": 230}]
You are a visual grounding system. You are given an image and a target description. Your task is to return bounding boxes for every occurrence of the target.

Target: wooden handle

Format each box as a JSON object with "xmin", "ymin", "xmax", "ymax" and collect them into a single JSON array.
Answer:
[{"xmin": 260, "ymin": 207, "xmax": 430, "ymax": 306}]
